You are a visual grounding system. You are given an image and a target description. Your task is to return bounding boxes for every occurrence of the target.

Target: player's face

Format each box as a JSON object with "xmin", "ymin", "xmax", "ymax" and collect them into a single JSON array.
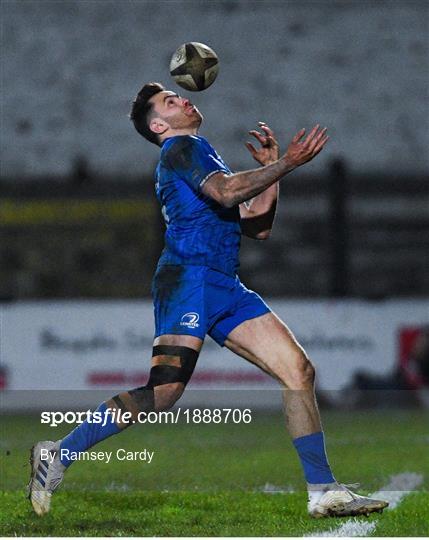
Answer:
[{"xmin": 150, "ymin": 91, "xmax": 203, "ymax": 131}]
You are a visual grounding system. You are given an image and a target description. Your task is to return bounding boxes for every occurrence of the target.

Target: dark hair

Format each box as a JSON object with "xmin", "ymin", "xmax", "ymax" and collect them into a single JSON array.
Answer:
[{"xmin": 130, "ymin": 82, "xmax": 165, "ymax": 146}]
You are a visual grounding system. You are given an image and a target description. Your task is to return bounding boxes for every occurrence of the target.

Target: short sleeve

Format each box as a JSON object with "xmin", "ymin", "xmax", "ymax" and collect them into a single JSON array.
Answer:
[{"xmin": 164, "ymin": 136, "xmax": 229, "ymax": 192}]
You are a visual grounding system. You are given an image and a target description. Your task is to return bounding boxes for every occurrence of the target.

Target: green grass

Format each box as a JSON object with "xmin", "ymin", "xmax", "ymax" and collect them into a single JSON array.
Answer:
[{"xmin": 1, "ymin": 410, "xmax": 428, "ymax": 536}]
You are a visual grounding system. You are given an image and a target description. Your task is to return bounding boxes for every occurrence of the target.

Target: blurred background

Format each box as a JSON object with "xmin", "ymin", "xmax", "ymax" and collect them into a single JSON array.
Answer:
[{"xmin": 1, "ymin": 0, "xmax": 428, "ymax": 406}]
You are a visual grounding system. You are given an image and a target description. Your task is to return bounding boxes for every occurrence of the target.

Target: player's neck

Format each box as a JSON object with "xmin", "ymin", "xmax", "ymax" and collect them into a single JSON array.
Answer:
[{"xmin": 161, "ymin": 127, "xmax": 199, "ymax": 142}]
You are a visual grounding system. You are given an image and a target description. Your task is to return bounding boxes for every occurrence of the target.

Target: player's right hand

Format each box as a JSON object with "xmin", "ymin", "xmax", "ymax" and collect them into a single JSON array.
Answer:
[
  {"xmin": 245, "ymin": 122, "xmax": 280, "ymax": 166},
  {"xmin": 282, "ymin": 125, "xmax": 329, "ymax": 168}
]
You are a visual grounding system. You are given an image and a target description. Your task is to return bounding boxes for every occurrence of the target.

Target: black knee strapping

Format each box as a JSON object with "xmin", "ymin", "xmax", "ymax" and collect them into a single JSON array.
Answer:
[
  {"xmin": 150, "ymin": 345, "xmax": 199, "ymax": 387},
  {"xmin": 107, "ymin": 387, "xmax": 155, "ymax": 428},
  {"xmin": 109, "ymin": 345, "xmax": 198, "ymax": 423}
]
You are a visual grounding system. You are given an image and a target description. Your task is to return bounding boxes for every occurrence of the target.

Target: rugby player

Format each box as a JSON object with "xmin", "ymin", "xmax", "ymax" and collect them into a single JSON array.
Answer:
[{"xmin": 29, "ymin": 83, "xmax": 388, "ymax": 518}]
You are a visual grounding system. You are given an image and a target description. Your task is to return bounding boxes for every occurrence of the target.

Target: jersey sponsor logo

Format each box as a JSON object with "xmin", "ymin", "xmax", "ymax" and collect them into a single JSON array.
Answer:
[{"xmin": 180, "ymin": 312, "xmax": 200, "ymax": 329}]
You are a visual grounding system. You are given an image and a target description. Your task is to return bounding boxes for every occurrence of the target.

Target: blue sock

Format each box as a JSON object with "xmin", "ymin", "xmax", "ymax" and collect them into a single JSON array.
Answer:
[
  {"xmin": 59, "ymin": 402, "xmax": 121, "ymax": 467},
  {"xmin": 293, "ymin": 431, "xmax": 335, "ymax": 484}
]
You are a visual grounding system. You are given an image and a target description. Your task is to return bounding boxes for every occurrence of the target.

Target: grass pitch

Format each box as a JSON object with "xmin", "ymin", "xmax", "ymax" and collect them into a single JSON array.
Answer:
[{"xmin": 0, "ymin": 409, "xmax": 428, "ymax": 536}]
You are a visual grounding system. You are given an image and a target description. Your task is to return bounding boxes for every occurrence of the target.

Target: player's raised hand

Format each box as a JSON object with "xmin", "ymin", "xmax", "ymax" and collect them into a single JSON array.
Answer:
[
  {"xmin": 245, "ymin": 122, "xmax": 280, "ymax": 165},
  {"xmin": 283, "ymin": 125, "xmax": 329, "ymax": 168}
]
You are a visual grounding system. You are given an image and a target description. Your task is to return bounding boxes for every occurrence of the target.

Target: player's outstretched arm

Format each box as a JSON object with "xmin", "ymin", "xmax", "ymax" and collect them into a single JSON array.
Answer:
[{"xmin": 202, "ymin": 125, "xmax": 328, "ymax": 208}]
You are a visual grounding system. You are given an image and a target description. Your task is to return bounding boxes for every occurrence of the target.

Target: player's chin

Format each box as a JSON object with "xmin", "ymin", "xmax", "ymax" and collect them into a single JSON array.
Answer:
[{"xmin": 191, "ymin": 112, "xmax": 203, "ymax": 127}]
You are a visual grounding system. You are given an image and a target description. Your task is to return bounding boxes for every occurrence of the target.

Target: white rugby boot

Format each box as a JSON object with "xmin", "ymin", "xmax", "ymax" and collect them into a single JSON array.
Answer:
[
  {"xmin": 28, "ymin": 440, "xmax": 65, "ymax": 515},
  {"xmin": 308, "ymin": 482, "xmax": 389, "ymax": 518}
]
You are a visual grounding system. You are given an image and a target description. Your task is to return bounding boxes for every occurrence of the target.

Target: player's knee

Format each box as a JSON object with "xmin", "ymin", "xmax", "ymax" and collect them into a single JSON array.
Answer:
[
  {"xmin": 150, "ymin": 345, "xmax": 199, "ymax": 386},
  {"xmin": 293, "ymin": 351, "xmax": 315, "ymax": 388},
  {"xmin": 149, "ymin": 345, "xmax": 198, "ymax": 410},
  {"xmin": 302, "ymin": 356, "xmax": 316, "ymax": 386},
  {"xmin": 107, "ymin": 346, "xmax": 198, "ymax": 426},
  {"xmin": 281, "ymin": 350, "xmax": 315, "ymax": 389}
]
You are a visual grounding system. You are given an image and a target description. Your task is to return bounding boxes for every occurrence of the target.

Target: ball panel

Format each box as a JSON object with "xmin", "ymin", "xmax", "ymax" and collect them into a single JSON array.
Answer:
[
  {"xmin": 171, "ymin": 73, "xmax": 199, "ymax": 92},
  {"xmin": 204, "ymin": 64, "xmax": 219, "ymax": 89},
  {"xmin": 188, "ymin": 42, "xmax": 216, "ymax": 59},
  {"xmin": 169, "ymin": 44, "xmax": 187, "ymax": 72}
]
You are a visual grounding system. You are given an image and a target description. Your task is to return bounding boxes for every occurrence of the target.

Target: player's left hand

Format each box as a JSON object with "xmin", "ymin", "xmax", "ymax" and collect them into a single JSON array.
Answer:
[{"xmin": 246, "ymin": 122, "xmax": 280, "ymax": 165}]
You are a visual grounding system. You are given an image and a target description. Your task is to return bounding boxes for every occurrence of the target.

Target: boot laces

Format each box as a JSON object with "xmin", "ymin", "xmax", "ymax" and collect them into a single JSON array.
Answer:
[{"xmin": 338, "ymin": 482, "xmax": 361, "ymax": 499}]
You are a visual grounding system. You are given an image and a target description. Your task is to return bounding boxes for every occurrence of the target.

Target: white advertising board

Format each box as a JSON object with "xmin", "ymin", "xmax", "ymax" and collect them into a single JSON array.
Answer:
[{"xmin": 1, "ymin": 299, "xmax": 428, "ymax": 409}]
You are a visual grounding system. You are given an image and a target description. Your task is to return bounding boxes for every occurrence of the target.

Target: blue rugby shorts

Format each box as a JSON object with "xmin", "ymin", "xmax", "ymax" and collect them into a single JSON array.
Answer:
[{"xmin": 152, "ymin": 265, "xmax": 271, "ymax": 346}]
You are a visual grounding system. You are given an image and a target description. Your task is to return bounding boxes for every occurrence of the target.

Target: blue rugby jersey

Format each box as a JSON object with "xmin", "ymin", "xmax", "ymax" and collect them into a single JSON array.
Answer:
[{"xmin": 154, "ymin": 135, "xmax": 241, "ymax": 276}]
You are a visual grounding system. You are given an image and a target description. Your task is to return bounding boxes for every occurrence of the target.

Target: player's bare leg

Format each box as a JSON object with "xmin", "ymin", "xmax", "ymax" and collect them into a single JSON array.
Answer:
[
  {"xmin": 224, "ymin": 312, "xmax": 388, "ymax": 518},
  {"xmin": 224, "ymin": 312, "xmax": 320, "ymax": 437},
  {"xmin": 29, "ymin": 335, "xmax": 202, "ymax": 515}
]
